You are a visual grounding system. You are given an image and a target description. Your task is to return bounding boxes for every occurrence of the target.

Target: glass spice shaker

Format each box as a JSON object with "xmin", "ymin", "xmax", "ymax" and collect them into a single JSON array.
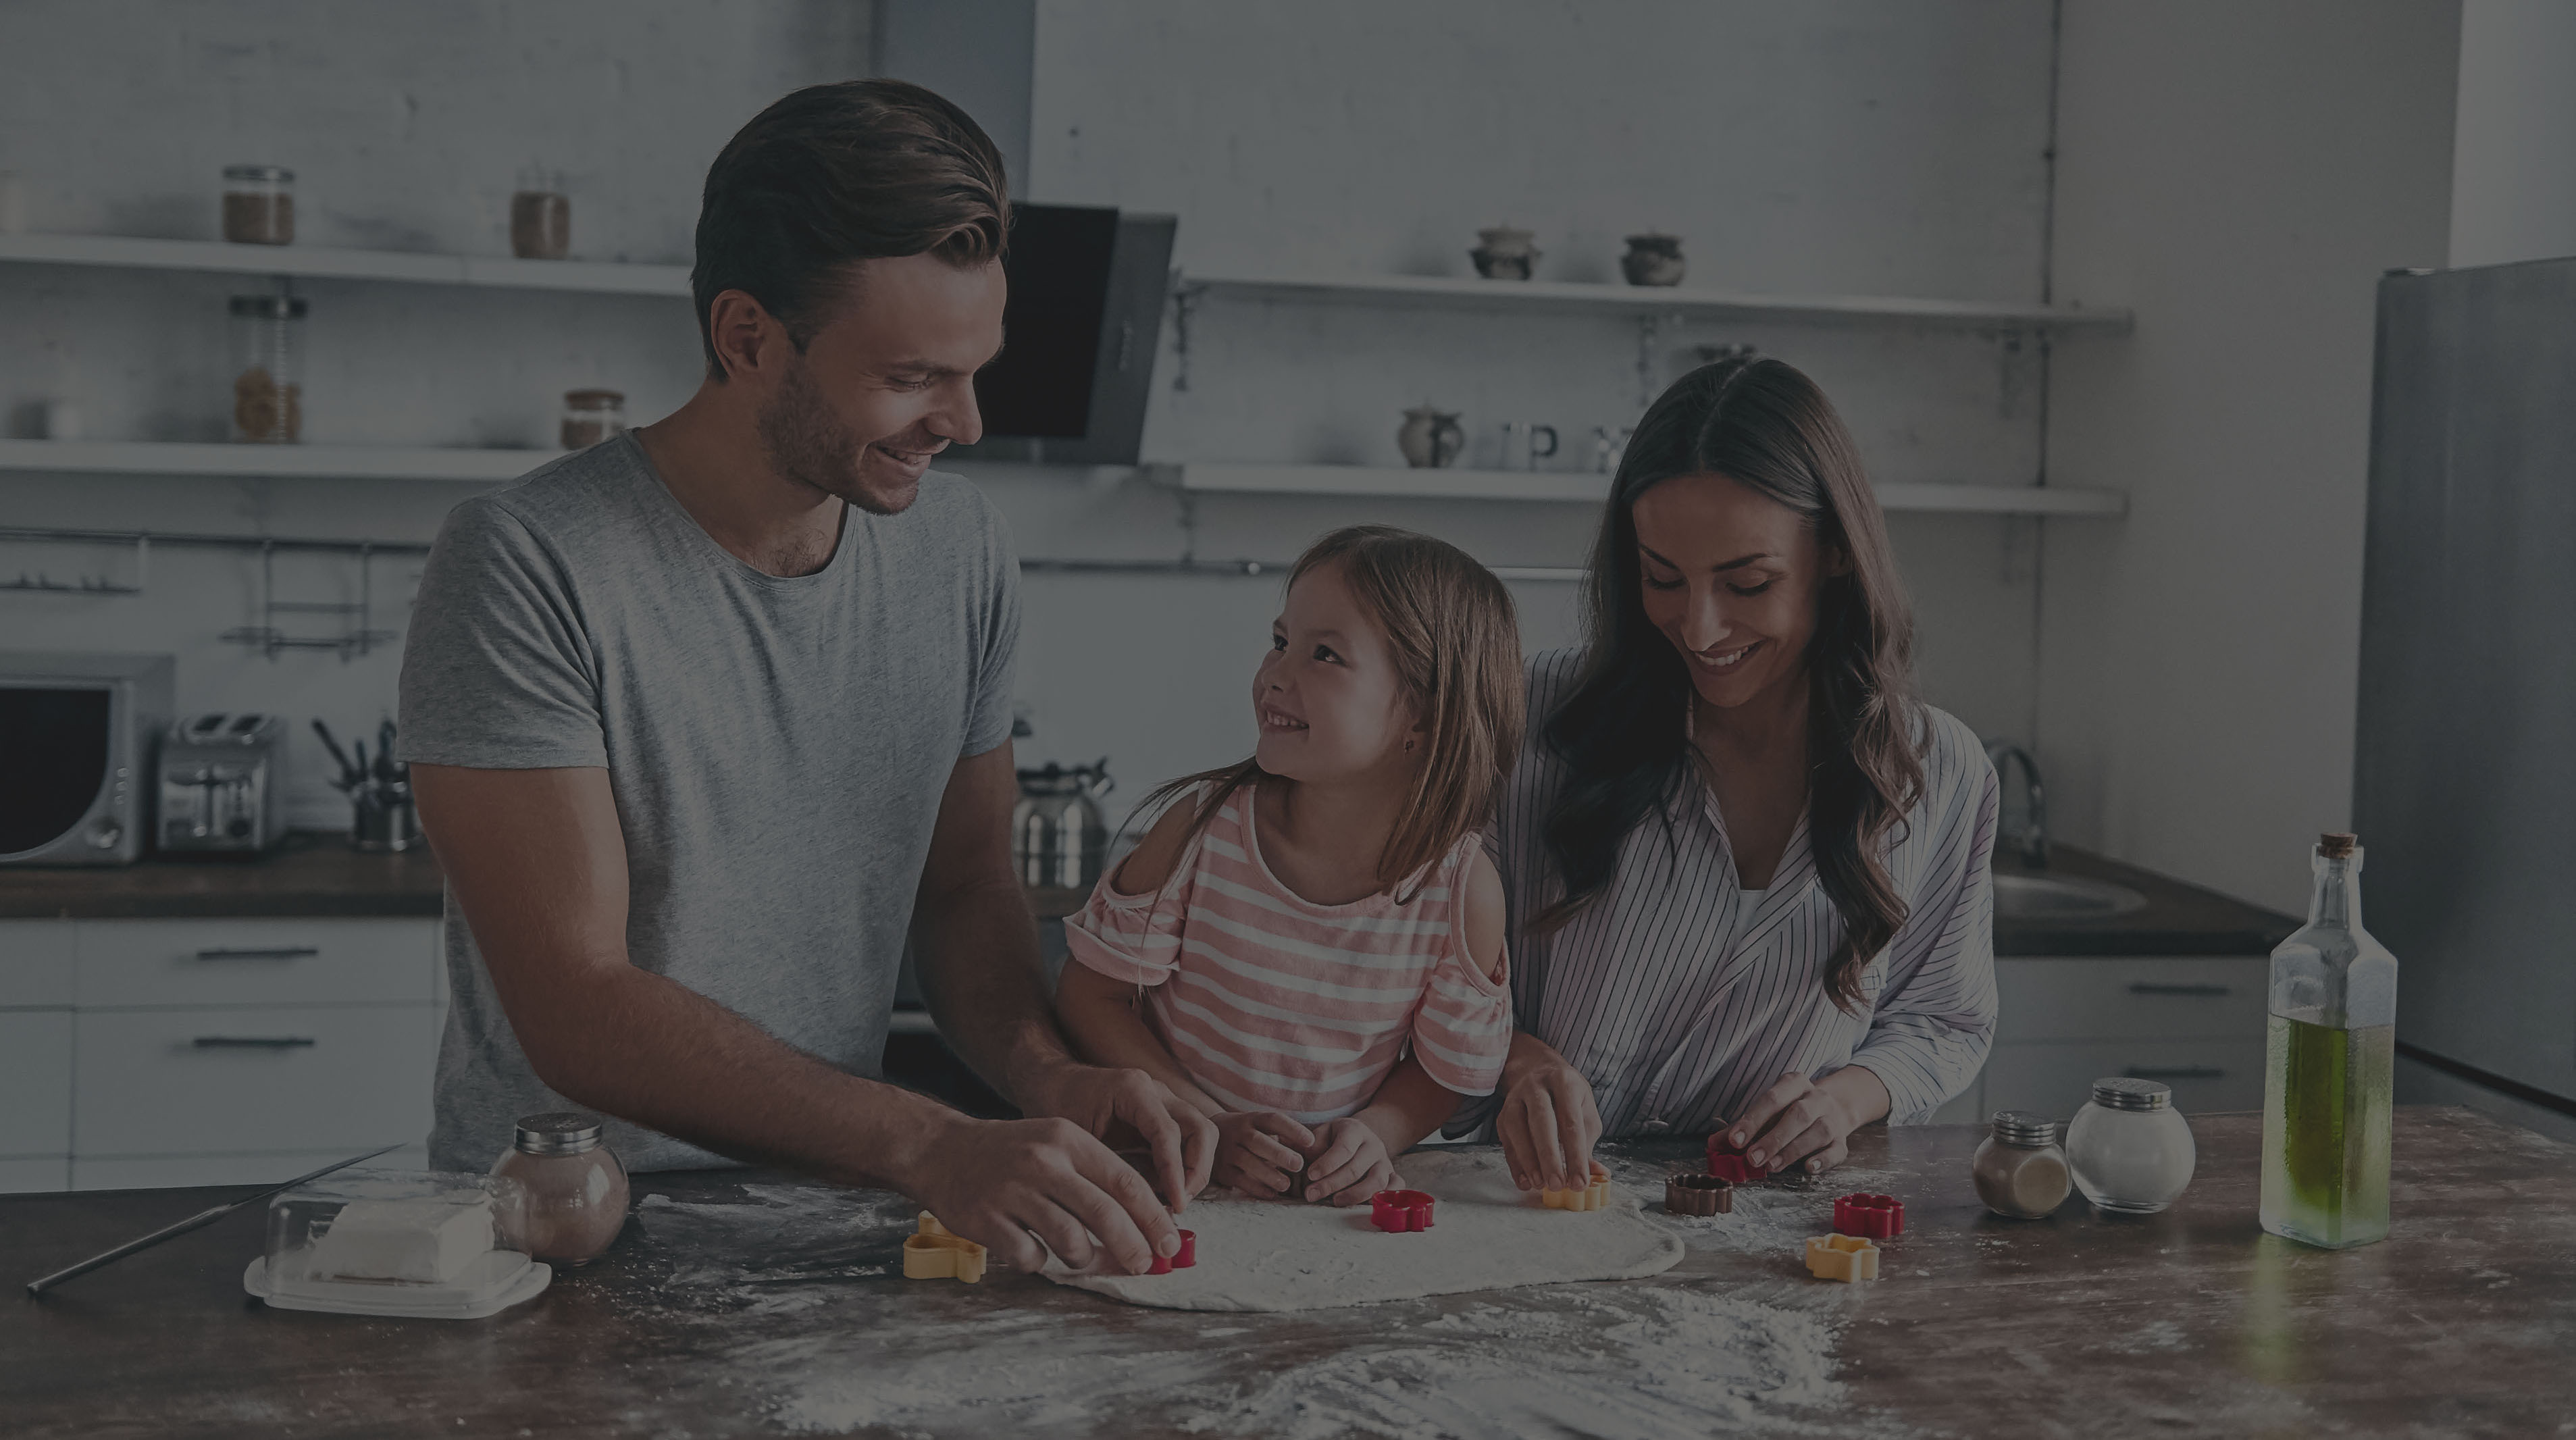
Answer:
[
  {"xmin": 2065, "ymin": 1077, "xmax": 2198, "ymax": 1214},
  {"xmin": 1972, "ymin": 1110, "xmax": 2071, "ymax": 1218},
  {"xmin": 511, "ymin": 167, "xmax": 571, "ymax": 261},
  {"xmin": 229, "ymin": 294, "xmax": 307, "ymax": 443},
  {"xmin": 491, "ymin": 1110, "xmax": 630, "ymax": 1266},
  {"xmin": 222, "ymin": 165, "xmax": 295, "ymax": 245},
  {"xmin": 561, "ymin": 389, "xmax": 627, "ymax": 449}
]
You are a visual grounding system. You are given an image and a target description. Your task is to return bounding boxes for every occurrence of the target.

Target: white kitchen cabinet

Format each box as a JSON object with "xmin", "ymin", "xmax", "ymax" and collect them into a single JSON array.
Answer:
[
  {"xmin": 1984, "ymin": 1038, "xmax": 2264, "ymax": 1116},
  {"xmin": 0, "ymin": 916, "xmax": 442, "ymax": 1194},
  {"xmin": 1944, "ymin": 956, "xmax": 2271, "ymax": 1123}
]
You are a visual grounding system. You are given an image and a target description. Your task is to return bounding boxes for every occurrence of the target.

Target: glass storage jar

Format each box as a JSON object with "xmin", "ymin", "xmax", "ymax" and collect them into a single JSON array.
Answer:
[
  {"xmin": 1972, "ymin": 1110, "xmax": 2072, "ymax": 1218},
  {"xmin": 511, "ymin": 168, "xmax": 571, "ymax": 260},
  {"xmin": 222, "ymin": 165, "xmax": 295, "ymax": 245},
  {"xmin": 2066, "ymin": 1077, "xmax": 2197, "ymax": 1214},
  {"xmin": 230, "ymin": 294, "xmax": 307, "ymax": 443},
  {"xmin": 561, "ymin": 389, "xmax": 626, "ymax": 449},
  {"xmin": 490, "ymin": 1111, "xmax": 629, "ymax": 1266}
]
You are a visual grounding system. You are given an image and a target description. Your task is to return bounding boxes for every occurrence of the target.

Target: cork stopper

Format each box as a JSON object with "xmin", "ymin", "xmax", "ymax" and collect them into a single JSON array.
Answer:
[{"xmin": 2318, "ymin": 832, "xmax": 2358, "ymax": 859}]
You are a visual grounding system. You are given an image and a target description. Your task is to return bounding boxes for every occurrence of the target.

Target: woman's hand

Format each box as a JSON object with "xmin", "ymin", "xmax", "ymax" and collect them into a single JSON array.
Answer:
[
  {"xmin": 1720, "ymin": 1066, "xmax": 1891, "ymax": 1177},
  {"xmin": 1496, "ymin": 1032, "xmax": 1602, "ymax": 1193},
  {"xmin": 1212, "ymin": 1110, "xmax": 1317, "ymax": 1198},
  {"xmin": 1298, "ymin": 1117, "xmax": 1401, "ymax": 1206}
]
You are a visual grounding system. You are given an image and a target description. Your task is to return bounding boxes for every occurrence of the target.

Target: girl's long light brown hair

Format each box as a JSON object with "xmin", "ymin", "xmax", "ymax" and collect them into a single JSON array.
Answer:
[
  {"xmin": 1135, "ymin": 525, "xmax": 1524, "ymax": 895},
  {"xmin": 1534, "ymin": 357, "xmax": 1924, "ymax": 1012}
]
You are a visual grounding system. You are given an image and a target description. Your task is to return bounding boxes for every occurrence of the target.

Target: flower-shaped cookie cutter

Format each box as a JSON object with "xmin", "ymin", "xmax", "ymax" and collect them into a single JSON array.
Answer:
[
  {"xmin": 1145, "ymin": 1229, "xmax": 1198, "ymax": 1275},
  {"xmin": 1704, "ymin": 1132, "xmax": 1770, "ymax": 1184},
  {"xmin": 1665, "ymin": 1172, "xmax": 1735, "ymax": 1216},
  {"xmin": 1805, "ymin": 1233, "xmax": 1880, "ymax": 1283},
  {"xmin": 1370, "ymin": 1189, "xmax": 1437, "ymax": 1233},
  {"xmin": 1542, "ymin": 1162, "xmax": 1612, "ymax": 1211},
  {"xmin": 1832, "ymin": 1192, "xmax": 1905, "ymax": 1239}
]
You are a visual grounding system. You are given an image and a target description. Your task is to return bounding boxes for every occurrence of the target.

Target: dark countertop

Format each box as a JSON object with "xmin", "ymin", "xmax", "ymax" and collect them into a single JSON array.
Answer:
[
  {"xmin": 4, "ymin": 1107, "xmax": 2568, "ymax": 1438},
  {"xmin": 1995, "ymin": 843, "xmax": 2300, "ymax": 958}
]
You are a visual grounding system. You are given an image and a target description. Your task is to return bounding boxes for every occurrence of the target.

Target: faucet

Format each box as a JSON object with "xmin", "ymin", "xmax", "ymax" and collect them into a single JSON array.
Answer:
[{"xmin": 1983, "ymin": 741, "xmax": 2049, "ymax": 869}]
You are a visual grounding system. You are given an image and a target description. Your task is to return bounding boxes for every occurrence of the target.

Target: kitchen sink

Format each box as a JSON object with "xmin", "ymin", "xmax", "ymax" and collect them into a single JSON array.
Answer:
[{"xmin": 1993, "ymin": 873, "xmax": 2150, "ymax": 920}]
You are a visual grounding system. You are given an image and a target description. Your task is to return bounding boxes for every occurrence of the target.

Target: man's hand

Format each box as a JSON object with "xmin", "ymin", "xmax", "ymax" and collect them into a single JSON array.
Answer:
[
  {"xmin": 1020, "ymin": 1061, "xmax": 1216, "ymax": 1211},
  {"xmin": 1298, "ymin": 1116, "xmax": 1400, "ymax": 1206},
  {"xmin": 1720, "ymin": 1066, "xmax": 1890, "ymax": 1177},
  {"xmin": 1212, "ymin": 1110, "xmax": 1317, "ymax": 1198},
  {"xmin": 902, "ymin": 1112, "xmax": 1185, "ymax": 1275},
  {"xmin": 1496, "ymin": 1032, "xmax": 1601, "ymax": 1193}
]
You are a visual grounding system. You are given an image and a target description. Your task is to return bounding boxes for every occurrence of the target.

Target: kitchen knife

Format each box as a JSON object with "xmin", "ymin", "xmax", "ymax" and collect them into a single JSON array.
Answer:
[{"xmin": 24, "ymin": 1142, "xmax": 405, "ymax": 1297}]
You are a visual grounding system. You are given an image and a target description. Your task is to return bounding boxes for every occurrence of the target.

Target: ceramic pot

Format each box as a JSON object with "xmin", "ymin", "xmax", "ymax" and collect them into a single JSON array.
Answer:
[
  {"xmin": 1621, "ymin": 232, "xmax": 1686, "ymax": 287},
  {"xmin": 1472, "ymin": 226, "xmax": 1540, "ymax": 281},
  {"xmin": 1397, "ymin": 407, "xmax": 1466, "ymax": 468}
]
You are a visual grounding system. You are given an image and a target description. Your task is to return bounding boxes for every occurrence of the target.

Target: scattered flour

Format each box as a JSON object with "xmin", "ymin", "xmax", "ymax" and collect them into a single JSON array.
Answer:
[{"xmin": 634, "ymin": 1183, "xmax": 910, "ymax": 1299}]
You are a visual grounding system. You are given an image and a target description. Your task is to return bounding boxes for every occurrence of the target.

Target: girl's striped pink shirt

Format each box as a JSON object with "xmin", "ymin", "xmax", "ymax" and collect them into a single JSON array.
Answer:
[{"xmin": 1064, "ymin": 785, "xmax": 1512, "ymax": 1123}]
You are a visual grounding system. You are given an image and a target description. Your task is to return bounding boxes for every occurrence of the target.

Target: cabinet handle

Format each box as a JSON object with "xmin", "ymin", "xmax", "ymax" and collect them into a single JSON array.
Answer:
[
  {"xmin": 191, "ymin": 1035, "xmax": 317, "ymax": 1050},
  {"xmin": 195, "ymin": 947, "xmax": 321, "ymax": 962},
  {"xmin": 2124, "ymin": 1065, "xmax": 2222, "ymax": 1081},
  {"xmin": 2128, "ymin": 983, "xmax": 2230, "ymax": 998}
]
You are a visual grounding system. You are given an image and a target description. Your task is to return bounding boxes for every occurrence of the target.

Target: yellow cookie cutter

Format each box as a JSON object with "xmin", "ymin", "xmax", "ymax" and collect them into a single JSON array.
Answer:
[
  {"xmin": 902, "ymin": 1212, "xmax": 987, "ymax": 1284},
  {"xmin": 1542, "ymin": 1161, "xmax": 1612, "ymax": 1211},
  {"xmin": 1805, "ymin": 1233, "xmax": 1880, "ymax": 1283}
]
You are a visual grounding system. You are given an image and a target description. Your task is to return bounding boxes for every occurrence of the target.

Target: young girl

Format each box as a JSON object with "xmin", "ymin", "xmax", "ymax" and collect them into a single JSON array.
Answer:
[{"xmin": 1056, "ymin": 525, "xmax": 1524, "ymax": 1206}]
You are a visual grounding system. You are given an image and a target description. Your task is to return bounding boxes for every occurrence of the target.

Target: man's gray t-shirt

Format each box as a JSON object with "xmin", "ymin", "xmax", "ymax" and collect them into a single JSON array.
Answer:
[{"xmin": 398, "ymin": 434, "xmax": 1019, "ymax": 1172}]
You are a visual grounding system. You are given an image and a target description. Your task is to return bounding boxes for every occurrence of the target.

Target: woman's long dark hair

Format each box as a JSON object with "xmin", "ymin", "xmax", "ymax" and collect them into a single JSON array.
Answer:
[{"xmin": 1535, "ymin": 356, "xmax": 1924, "ymax": 1012}]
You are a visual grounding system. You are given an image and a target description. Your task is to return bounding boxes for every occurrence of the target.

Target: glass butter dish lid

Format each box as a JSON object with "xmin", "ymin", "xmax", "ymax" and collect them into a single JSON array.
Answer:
[{"xmin": 244, "ymin": 1171, "xmax": 552, "ymax": 1319}]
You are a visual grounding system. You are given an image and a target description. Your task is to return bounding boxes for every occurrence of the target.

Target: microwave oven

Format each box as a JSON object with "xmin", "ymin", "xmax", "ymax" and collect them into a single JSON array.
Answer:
[{"xmin": 0, "ymin": 651, "xmax": 173, "ymax": 865}]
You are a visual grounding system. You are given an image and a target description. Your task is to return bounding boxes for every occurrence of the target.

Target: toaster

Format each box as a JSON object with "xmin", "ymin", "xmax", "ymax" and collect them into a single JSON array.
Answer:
[{"xmin": 158, "ymin": 712, "xmax": 288, "ymax": 853}]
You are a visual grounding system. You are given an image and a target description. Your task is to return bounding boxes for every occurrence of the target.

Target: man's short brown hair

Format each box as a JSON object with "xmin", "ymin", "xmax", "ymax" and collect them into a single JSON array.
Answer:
[{"xmin": 690, "ymin": 79, "xmax": 1010, "ymax": 378}]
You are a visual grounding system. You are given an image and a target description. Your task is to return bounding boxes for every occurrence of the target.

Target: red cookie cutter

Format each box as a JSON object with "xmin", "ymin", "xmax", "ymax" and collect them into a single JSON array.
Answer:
[
  {"xmin": 1370, "ymin": 1189, "xmax": 1437, "ymax": 1233},
  {"xmin": 1705, "ymin": 1133, "xmax": 1768, "ymax": 1183},
  {"xmin": 1832, "ymin": 1193, "xmax": 1904, "ymax": 1239},
  {"xmin": 1146, "ymin": 1229, "xmax": 1197, "ymax": 1275}
]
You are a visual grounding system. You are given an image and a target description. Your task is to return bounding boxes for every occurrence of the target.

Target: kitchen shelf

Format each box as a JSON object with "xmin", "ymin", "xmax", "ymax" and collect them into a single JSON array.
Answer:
[
  {"xmin": 0, "ymin": 232, "xmax": 690, "ymax": 297},
  {"xmin": 1175, "ymin": 463, "xmax": 2129, "ymax": 517},
  {"xmin": 0, "ymin": 438, "xmax": 547, "ymax": 482},
  {"xmin": 1177, "ymin": 269, "xmax": 2133, "ymax": 333}
]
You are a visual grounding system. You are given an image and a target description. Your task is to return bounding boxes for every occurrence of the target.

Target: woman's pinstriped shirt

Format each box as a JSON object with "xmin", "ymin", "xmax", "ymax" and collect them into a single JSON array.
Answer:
[{"xmin": 1468, "ymin": 647, "xmax": 2000, "ymax": 1138}]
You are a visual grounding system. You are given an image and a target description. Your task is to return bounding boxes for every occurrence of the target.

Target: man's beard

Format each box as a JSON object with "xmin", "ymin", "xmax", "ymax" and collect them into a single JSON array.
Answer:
[{"xmin": 755, "ymin": 357, "xmax": 913, "ymax": 517}]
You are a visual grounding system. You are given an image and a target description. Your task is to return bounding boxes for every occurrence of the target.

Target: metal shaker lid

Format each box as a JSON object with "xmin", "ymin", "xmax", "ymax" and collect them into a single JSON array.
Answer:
[
  {"xmin": 513, "ymin": 1110, "xmax": 606, "ymax": 1156},
  {"xmin": 1989, "ymin": 1110, "xmax": 2061, "ymax": 1146},
  {"xmin": 2089, "ymin": 1077, "xmax": 2172, "ymax": 1112}
]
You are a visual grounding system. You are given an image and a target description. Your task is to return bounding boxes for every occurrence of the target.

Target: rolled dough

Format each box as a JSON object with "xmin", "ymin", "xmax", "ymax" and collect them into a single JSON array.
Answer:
[{"xmin": 1043, "ymin": 1149, "xmax": 1682, "ymax": 1312}]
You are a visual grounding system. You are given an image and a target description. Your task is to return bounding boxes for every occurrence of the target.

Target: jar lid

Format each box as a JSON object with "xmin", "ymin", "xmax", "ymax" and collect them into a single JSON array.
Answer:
[
  {"xmin": 1989, "ymin": 1110, "xmax": 2061, "ymax": 1146},
  {"xmin": 230, "ymin": 294, "xmax": 309, "ymax": 319},
  {"xmin": 563, "ymin": 388, "xmax": 625, "ymax": 408},
  {"xmin": 2090, "ymin": 1077, "xmax": 2172, "ymax": 1112},
  {"xmin": 514, "ymin": 1111, "xmax": 606, "ymax": 1155},
  {"xmin": 223, "ymin": 165, "xmax": 294, "ymax": 182}
]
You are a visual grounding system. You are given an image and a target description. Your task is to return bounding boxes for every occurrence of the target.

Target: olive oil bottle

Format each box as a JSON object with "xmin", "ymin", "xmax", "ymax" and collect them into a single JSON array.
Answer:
[{"xmin": 2259, "ymin": 832, "xmax": 2398, "ymax": 1249}]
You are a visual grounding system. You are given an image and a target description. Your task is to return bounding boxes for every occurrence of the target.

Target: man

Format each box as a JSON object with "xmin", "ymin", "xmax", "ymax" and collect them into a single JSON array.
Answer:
[{"xmin": 398, "ymin": 80, "xmax": 1212, "ymax": 1276}]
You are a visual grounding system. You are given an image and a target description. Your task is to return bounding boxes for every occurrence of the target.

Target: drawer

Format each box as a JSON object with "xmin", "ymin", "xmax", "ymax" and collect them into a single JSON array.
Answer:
[
  {"xmin": 0, "ymin": 921, "xmax": 76, "ymax": 1007},
  {"xmin": 0, "ymin": 1011, "xmax": 72, "ymax": 1154},
  {"xmin": 74, "ymin": 1144, "xmax": 429, "ymax": 1193},
  {"xmin": 1984, "ymin": 1039, "xmax": 2267, "ymax": 1118},
  {"xmin": 0, "ymin": 1157, "xmax": 69, "ymax": 1193},
  {"xmin": 76, "ymin": 919, "xmax": 438, "ymax": 1008},
  {"xmin": 74, "ymin": 1006, "xmax": 435, "ymax": 1157},
  {"xmin": 1996, "ymin": 957, "xmax": 2270, "ymax": 1043}
]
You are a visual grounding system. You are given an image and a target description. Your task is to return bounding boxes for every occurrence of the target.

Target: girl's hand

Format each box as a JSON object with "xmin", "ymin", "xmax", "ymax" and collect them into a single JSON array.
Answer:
[
  {"xmin": 1213, "ymin": 1111, "xmax": 1318, "ymax": 1198},
  {"xmin": 1720, "ymin": 1066, "xmax": 1890, "ymax": 1177},
  {"xmin": 1299, "ymin": 1117, "xmax": 1400, "ymax": 1206},
  {"xmin": 1497, "ymin": 1035, "xmax": 1602, "ymax": 1193}
]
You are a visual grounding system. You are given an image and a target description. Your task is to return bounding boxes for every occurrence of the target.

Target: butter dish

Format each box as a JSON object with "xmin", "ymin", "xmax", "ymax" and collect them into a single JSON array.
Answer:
[{"xmin": 244, "ymin": 1171, "xmax": 552, "ymax": 1320}]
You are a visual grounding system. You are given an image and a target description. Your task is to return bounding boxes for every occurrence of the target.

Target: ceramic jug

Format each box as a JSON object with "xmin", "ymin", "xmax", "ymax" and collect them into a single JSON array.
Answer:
[{"xmin": 1397, "ymin": 407, "xmax": 1466, "ymax": 468}]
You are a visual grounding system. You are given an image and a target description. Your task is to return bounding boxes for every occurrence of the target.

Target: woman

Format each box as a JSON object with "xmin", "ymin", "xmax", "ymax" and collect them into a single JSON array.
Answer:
[{"xmin": 1480, "ymin": 355, "xmax": 1999, "ymax": 1192}]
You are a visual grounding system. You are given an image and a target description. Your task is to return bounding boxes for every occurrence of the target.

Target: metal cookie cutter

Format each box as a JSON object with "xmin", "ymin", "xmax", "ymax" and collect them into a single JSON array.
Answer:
[
  {"xmin": 1832, "ymin": 1192, "xmax": 1905, "ymax": 1239},
  {"xmin": 1806, "ymin": 1233, "xmax": 1881, "ymax": 1282},
  {"xmin": 1666, "ymin": 1172, "xmax": 1735, "ymax": 1216},
  {"xmin": 902, "ymin": 1212, "xmax": 987, "ymax": 1284},
  {"xmin": 1542, "ymin": 1162, "xmax": 1612, "ymax": 1211},
  {"xmin": 1145, "ymin": 1229, "xmax": 1197, "ymax": 1275},
  {"xmin": 1370, "ymin": 1189, "xmax": 1437, "ymax": 1232}
]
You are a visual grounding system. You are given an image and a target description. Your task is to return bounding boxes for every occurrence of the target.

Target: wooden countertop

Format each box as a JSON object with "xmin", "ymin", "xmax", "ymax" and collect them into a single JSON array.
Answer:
[
  {"xmin": 0, "ymin": 832, "xmax": 1093, "ymax": 922},
  {"xmin": 5, "ymin": 1107, "xmax": 2567, "ymax": 1437}
]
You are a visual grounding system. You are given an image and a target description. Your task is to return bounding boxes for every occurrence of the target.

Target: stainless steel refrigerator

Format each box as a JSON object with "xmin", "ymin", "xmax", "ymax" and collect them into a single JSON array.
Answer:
[{"xmin": 2356, "ymin": 256, "xmax": 2576, "ymax": 1116}]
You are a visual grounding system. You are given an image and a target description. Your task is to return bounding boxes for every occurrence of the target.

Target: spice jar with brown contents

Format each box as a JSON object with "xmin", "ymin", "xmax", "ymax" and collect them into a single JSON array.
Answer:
[
  {"xmin": 511, "ymin": 188, "xmax": 571, "ymax": 260},
  {"xmin": 1972, "ymin": 1110, "xmax": 2072, "ymax": 1219},
  {"xmin": 561, "ymin": 389, "xmax": 626, "ymax": 449},
  {"xmin": 222, "ymin": 165, "xmax": 294, "ymax": 245},
  {"xmin": 229, "ymin": 294, "xmax": 307, "ymax": 443},
  {"xmin": 491, "ymin": 1111, "xmax": 629, "ymax": 1266}
]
